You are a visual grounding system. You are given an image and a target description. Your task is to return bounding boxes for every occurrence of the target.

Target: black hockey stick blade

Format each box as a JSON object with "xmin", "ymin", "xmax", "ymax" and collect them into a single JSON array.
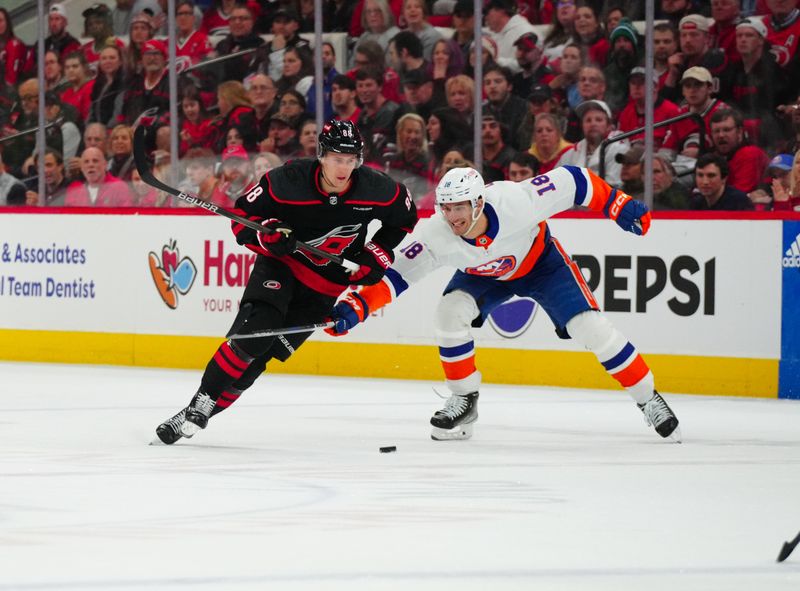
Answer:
[
  {"xmin": 132, "ymin": 126, "xmax": 359, "ymax": 272},
  {"xmin": 777, "ymin": 531, "xmax": 800, "ymax": 562},
  {"xmin": 227, "ymin": 321, "xmax": 335, "ymax": 340}
]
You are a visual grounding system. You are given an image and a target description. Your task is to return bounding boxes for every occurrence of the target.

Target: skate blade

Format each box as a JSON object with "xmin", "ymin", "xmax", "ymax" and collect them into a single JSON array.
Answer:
[
  {"xmin": 181, "ymin": 421, "xmax": 202, "ymax": 437},
  {"xmin": 667, "ymin": 426, "xmax": 682, "ymax": 443},
  {"xmin": 431, "ymin": 423, "xmax": 474, "ymax": 441}
]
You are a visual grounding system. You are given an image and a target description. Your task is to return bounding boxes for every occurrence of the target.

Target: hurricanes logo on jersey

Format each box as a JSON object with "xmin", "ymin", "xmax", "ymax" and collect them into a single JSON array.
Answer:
[
  {"xmin": 148, "ymin": 239, "xmax": 197, "ymax": 309},
  {"xmin": 301, "ymin": 224, "xmax": 362, "ymax": 266},
  {"xmin": 465, "ymin": 256, "xmax": 516, "ymax": 277}
]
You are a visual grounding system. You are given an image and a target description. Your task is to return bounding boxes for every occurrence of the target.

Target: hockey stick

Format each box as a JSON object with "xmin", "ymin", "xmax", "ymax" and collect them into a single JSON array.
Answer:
[
  {"xmin": 227, "ymin": 321, "xmax": 335, "ymax": 340},
  {"xmin": 132, "ymin": 126, "xmax": 360, "ymax": 272},
  {"xmin": 777, "ymin": 531, "xmax": 800, "ymax": 562}
]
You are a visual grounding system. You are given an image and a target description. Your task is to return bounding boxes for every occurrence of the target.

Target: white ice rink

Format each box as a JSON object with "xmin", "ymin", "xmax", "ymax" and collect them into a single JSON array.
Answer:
[{"xmin": 1, "ymin": 361, "xmax": 800, "ymax": 591}]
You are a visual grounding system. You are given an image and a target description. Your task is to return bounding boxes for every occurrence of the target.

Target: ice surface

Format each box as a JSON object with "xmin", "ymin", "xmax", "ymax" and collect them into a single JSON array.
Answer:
[{"xmin": 1, "ymin": 362, "xmax": 799, "ymax": 590}]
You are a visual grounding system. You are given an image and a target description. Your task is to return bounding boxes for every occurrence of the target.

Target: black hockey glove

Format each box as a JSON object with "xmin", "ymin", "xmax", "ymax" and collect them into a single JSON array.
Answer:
[
  {"xmin": 348, "ymin": 241, "xmax": 394, "ymax": 286},
  {"xmin": 257, "ymin": 219, "xmax": 297, "ymax": 256}
]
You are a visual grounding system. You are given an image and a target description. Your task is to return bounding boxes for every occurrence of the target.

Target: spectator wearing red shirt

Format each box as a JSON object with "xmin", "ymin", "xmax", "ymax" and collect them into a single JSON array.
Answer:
[
  {"xmin": 65, "ymin": 147, "xmax": 133, "ymax": 207},
  {"xmin": 709, "ymin": 0, "xmax": 742, "ymax": 62},
  {"xmin": 661, "ymin": 66, "xmax": 729, "ymax": 159},
  {"xmin": 709, "ymin": 107, "xmax": 770, "ymax": 194},
  {"xmin": 45, "ymin": 4, "xmax": 81, "ymax": 63},
  {"xmin": 61, "ymin": 52, "xmax": 95, "ymax": 124},
  {"xmin": 618, "ymin": 67, "xmax": 680, "ymax": 149},
  {"xmin": 209, "ymin": 145, "xmax": 256, "ymax": 209},
  {"xmin": 347, "ymin": 40, "xmax": 404, "ymax": 104},
  {"xmin": 176, "ymin": 0, "xmax": 212, "ymax": 69},
  {"xmin": 0, "ymin": 8, "xmax": 27, "ymax": 86},
  {"xmin": 653, "ymin": 22, "xmax": 679, "ymax": 90},
  {"xmin": 81, "ymin": 4, "xmax": 126, "ymax": 72},
  {"xmin": 764, "ymin": 0, "xmax": 800, "ymax": 68},
  {"xmin": 572, "ymin": 3, "xmax": 610, "ymax": 67},
  {"xmin": 179, "ymin": 86, "xmax": 214, "ymax": 156}
]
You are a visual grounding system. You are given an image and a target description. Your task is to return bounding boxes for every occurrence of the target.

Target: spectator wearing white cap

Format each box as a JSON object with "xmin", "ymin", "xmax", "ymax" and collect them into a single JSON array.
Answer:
[
  {"xmin": 556, "ymin": 99, "xmax": 629, "ymax": 187},
  {"xmin": 617, "ymin": 67, "xmax": 680, "ymax": 150},
  {"xmin": 660, "ymin": 66, "xmax": 729, "ymax": 161},
  {"xmin": 718, "ymin": 16, "xmax": 790, "ymax": 148},
  {"xmin": 662, "ymin": 14, "xmax": 728, "ymax": 104},
  {"xmin": 45, "ymin": 4, "xmax": 81, "ymax": 62}
]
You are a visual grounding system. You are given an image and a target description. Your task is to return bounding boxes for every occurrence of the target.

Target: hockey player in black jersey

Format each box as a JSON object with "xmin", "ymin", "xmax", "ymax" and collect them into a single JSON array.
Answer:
[{"xmin": 155, "ymin": 120, "xmax": 417, "ymax": 444}]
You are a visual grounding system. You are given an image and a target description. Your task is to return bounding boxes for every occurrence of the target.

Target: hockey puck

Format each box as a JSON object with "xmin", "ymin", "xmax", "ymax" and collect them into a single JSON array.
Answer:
[{"xmin": 379, "ymin": 446, "xmax": 397, "ymax": 453}]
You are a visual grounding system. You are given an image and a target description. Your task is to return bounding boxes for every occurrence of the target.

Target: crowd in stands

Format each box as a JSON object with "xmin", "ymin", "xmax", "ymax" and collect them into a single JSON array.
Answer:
[{"xmin": 1, "ymin": 0, "xmax": 800, "ymax": 212}]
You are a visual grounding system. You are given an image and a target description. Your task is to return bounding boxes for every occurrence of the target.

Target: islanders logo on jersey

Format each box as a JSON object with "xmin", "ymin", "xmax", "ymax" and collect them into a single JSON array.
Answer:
[
  {"xmin": 148, "ymin": 239, "xmax": 197, "ymax": 309},
  {"xmin": 465, "ymin": 256, "xmax": 516, "ymax": 277},
  {"xmin": 488, "ymin": 297, "xmax": 539, "ymax": 338}
]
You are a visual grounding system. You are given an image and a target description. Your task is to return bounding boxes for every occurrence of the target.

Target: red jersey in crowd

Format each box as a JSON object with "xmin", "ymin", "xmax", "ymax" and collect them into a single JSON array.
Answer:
[
  {"xmin": 201, "ymin": 1, "xmax": 261, "ymax": 36},
  {"xmin": 617, "ymin": 97, "xmax": 681, "ymax": 149},
  {"xmin": 65, "ymin": 173, "xmax": 134, "ymax": 207},
  {"xmin": 180, "ymin": 118, "xmax": 214, "ymax": 156},
  {"xmin": 764, "ymin": 10, "xmax": 800, "ymax": 67},
  {"xmin": 726, "ymin": 144, "xmax": 770, "ymax": 194},
  {"xmin": 82, "ymin": 38, "xmax": 126, "ymax": 70},
  {"xmin": 176, "ymin": 30, "xmax": 213, "ymax": 70},
  {"xmin": 345, "ymin": 67, "xmax": 403, "ymax": 105},
  {"xmin": 60, "ymin": 79, "xmax": 95, "ymax": 122},
  {"xmin": 0, "ymin": 36, "xmax": 27, "ymax": 85},
  {"xmin": 662, "ymin": 99, "xmax": 729, "ymax": 153}
]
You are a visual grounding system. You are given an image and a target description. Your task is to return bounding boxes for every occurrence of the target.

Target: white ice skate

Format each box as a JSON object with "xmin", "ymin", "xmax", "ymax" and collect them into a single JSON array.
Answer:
[
  {"xmin": 430, "ymin": 392, "xmax": 478, "ymax": 441},
  {"xmin": 639, "ymin": 391, "xmax": 681, "ymax": 442}
]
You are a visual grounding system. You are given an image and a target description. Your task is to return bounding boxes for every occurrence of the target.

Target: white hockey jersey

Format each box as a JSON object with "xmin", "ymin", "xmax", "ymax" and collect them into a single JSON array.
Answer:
[{"xmin": 356, "ymin": 166, "xmax": 617, "ymax": 311}]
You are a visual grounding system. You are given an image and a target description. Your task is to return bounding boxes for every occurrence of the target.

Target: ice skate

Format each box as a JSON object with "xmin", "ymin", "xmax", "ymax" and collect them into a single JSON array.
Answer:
[
  {"xmin": 638, "ymin": 391, "xmax": 681, "ymax": 442},
  {"xmin": 430, "ymin": 392, "xmax": 478, "ymax": 441},
  {"xmin": 182, "ymin": 391, "xmax": 215, "ymax": 437},
  {"xmin": 152, "ymin": 408, "xmax": 190, "ymax": 445}
]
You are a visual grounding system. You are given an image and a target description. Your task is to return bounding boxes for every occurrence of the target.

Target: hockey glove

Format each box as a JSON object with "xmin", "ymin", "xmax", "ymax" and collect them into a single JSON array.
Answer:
[
  {"xmin": 257, "ymin": 219, "xmax": 297, "ymax": 256},
  {"xmin": 604, "ymin": 190, "xmax": 651, "ymax": 236},
  {"xmin": 348, "ymin": 241, "xmax": 394, "ymax": 285},
  {"xmin": 324, "ymin": 292, "xmax": 369, "ymax": 336}
]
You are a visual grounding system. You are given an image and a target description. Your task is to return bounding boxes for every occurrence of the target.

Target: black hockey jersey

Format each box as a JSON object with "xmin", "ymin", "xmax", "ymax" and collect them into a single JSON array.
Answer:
[{"xmin": 231, "ymin": 158, "xmax": 418, "ymax": 296}]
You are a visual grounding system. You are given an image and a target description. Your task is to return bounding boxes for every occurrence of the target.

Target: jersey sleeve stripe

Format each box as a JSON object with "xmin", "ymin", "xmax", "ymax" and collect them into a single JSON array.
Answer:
[
  {"xmin": 564, "ymin": 165, "xmax": 591, "ymax": 207},
  {"xmin": 585, "ymin": 169, "xmax": 614, "ymax": 212},
  {"xmin": 384, "ymin": 267, "xmax": 409, "ymax": 297}
]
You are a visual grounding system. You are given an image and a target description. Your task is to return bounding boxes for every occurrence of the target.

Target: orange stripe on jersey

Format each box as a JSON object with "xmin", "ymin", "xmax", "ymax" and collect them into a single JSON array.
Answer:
[
  {"xmin": 356, "ymin": 280, "xmax": 394, "ymax": 316},
  {"xmin": 584, "ymin": 169, "xmax": 614, "ymax": 212},
  {"xmin": 506, "ymin": 222, "xmax": 548, "ymax": 280},
  {"xmin": 610, "ymin": 354, "xmax": 650, "ymax": 388},
  {"xmin": 552, "ymin": 238, "xmax": 599, "ymax": 309},
  {"xmin": 442, "ymin": 356, "xmax": 477, "ymax": 381}
]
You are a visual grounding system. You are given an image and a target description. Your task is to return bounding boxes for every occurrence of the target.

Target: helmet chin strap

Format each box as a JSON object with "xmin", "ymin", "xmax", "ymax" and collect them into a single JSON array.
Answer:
[{"xmin": 463, "ymin": 199, "xmax": 484, "ymax": 236}]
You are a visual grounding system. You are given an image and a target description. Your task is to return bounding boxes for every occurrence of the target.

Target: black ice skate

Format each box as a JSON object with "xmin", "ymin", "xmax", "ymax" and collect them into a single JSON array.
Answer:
[
  {"xmin": 182, "ymin": 391, "xmax": 215, "ymax": 437},
  {"xmin": 638, "ymin": 391, "xmax": 681, "ymax": 442},
  {"xmin": 153, "ymin": 408, "xmax": 190, "ymax": 445},
  {"xmin": 430, "ymin": 392, "xmax": 479, "ymax": 441}
]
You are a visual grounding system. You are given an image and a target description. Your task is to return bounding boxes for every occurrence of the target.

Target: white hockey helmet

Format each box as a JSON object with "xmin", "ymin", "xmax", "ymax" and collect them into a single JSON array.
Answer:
[{"xmin": 435, "ymin": 167, "xmax": 485, "ymax": 209}]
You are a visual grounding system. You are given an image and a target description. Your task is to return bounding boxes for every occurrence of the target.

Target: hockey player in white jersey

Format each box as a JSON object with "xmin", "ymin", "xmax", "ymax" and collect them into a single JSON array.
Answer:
[{"xmin": 325, "ymin": 165, "xmax": 681, "ymax": 442}]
